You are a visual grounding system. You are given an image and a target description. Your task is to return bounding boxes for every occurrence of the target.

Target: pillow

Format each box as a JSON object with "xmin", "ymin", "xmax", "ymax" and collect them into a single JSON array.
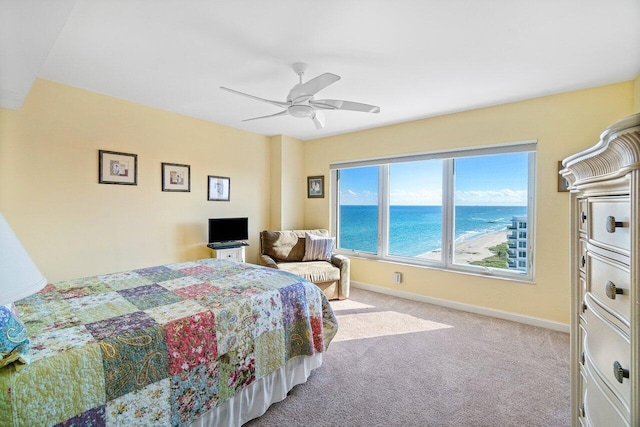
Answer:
[
  {"xmin": 302, "ymin": 232, "xmax": 335, "ymax": 262},
  {"xmin": 0, "ymin": 303, "xmax": 30, "ymax": 369}
]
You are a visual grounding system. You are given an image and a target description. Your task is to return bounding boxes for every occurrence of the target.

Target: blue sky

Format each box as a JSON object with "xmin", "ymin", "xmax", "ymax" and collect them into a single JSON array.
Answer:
[{"xmin": 339, "ymin": 153, "xmax": 529, "ymax": 206}]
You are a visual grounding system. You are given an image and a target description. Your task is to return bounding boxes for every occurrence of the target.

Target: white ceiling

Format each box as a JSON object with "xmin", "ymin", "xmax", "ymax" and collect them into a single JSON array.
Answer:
[{"xmin": 2, "ymin": 0, "xmax": 640, "ymax": 140}]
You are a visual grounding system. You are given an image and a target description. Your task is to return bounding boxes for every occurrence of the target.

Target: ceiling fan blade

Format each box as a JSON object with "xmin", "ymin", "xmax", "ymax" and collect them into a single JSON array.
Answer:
[
  {"xmin": 220, "ymin": 86, "xmax": 289, "ymax": 109},
  {"xmin": 242, "ymin": 110, "xmax": 289, "ymax": 122},
  {"xmin": 312, "ymin": 110, "xmax": 325, "ymax": 129},
  {"xmin": 288, "ymin": 73, "xmax": 340, "ymax": 102},
  {"xmin": 312, "ymin": 99, "xmax": 380, "ymax": 113}
]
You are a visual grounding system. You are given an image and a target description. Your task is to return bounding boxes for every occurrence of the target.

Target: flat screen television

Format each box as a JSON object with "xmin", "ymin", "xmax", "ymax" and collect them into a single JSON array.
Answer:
[{"xmin": 208, "ymin": 217, "xmax": 248, "ymax": 245}]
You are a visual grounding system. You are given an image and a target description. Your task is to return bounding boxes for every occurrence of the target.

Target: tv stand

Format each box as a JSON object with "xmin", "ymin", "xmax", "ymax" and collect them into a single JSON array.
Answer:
[
  {"xmin": 207, "ymin": 241, "xmax": 249, "ymax": 249},
  {"xmin": 207, "ymin": 242, "xmax": 248, "ymax": 262}
]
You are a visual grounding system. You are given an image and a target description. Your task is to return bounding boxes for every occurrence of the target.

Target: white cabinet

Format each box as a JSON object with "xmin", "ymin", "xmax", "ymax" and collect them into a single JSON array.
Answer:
[
  {"xmin": 561, "ymin": 113, "xmax": 640, "ymax": 427},
  {"xmin": 210, "ymin": 246, "xmax": 245, "ymax": 262}
]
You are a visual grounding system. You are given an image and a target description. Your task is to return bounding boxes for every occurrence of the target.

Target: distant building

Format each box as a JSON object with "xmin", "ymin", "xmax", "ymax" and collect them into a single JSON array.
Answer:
[{"xmin": 506, "ymin": 215, "xmax": 527, "ymax": 272}]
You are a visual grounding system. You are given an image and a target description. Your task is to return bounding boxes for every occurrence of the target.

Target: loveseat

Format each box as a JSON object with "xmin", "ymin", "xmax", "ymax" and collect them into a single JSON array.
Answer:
[{"xmin": 259, "ymin": 229, "xmax": 350, "ymax": 300}]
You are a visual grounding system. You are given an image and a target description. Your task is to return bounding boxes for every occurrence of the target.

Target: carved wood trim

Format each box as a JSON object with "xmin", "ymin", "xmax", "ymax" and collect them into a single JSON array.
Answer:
[{"xmin": 561, "ymin": 113, "xmax": 640, "ymax": 190}]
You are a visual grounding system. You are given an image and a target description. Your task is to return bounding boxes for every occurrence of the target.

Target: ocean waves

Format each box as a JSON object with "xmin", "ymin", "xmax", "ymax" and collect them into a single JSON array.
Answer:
[{"xmin": 340, "ymin": 205, "xmax": 526, "ymax": 256}]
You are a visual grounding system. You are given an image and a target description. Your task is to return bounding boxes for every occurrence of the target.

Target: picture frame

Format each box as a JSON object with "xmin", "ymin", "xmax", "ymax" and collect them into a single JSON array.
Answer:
[
  {"xmin": 208, "ymin": 175, "xmax": 230, "ymax": 201},
  {"xmin": 558, "ymin": 161, "xmax": 570, "ymax": 192},
  {"xmin": 162, "ymin": 162, "xmax": 191, "ymax": 192},
  {"xmin": 307, "ymin": 175, "xmax": 324, "ymax": 198},
  {"xmin": 99, "ymin": 150, "xmax": 137, "ymax": 185}
]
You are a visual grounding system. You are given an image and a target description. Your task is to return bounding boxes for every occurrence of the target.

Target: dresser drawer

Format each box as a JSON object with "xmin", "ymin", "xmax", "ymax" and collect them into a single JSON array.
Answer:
[
  {"xmin": 579, "ymin": 276, "xmax": 587, "ymax": 322},
  {"xmin": 584, "ymin": 296, "xmax": 630, "ymax": 409},
  {"xmin": 587, "ymin": 252, "xmax": 630, "ymax": 325},
  {"xmin": 578, "ymin": 198, "xmax": 588, "ymax": 234},
  {"xmin": 579, "ymin": 239, "xmax": 588, "ymax": 273},
  {"xmin": 583, "ymin": 356, "xmax": 630, "ymax": 427},
  {"xmin": 588, "ymin": 197, "xmax": 630, "ymax": 254},
  {"xmin": 578, "ymin": 369, "xmax": 587, "ymax": 423},
  {"xmin": 579, "ymin": 323, "xmax": 586, "ymax": 361}
]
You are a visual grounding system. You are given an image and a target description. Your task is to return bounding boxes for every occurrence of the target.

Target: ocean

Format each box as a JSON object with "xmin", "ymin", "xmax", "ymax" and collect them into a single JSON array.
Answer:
[{"xmin": 339, "ymin": 205, "xmax": 527, "ymax": 256}]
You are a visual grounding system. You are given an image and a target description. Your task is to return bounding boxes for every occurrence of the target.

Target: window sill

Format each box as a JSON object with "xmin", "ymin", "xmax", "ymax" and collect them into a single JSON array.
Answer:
[{"xmin": 340, "ymin": 252, "xmax": 535, "ymax": 285}]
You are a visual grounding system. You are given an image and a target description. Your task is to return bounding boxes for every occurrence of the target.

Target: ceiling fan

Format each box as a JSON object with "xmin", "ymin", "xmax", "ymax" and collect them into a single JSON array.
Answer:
[{"xmin": 220, "ymin": 63, "xmax": 380, "ymax": 129}]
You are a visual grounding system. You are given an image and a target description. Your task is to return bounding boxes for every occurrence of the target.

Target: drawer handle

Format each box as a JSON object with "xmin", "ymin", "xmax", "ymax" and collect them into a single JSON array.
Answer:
[
  {"xmin": 580, "ymin": 256, "xmax": 586, "ymax": 268},
  {"xmin": 613, "ymin": 361, "xmax": 629, "ymax": 383},
  {"xmin": 605, "ymin": 216, "xmax": 624, "ymax": 233},
  {"xmin": 580, "ymin": 351, "xmax": 585, "ymax": 365},
  {"xmin": 605, "ymin": 281, "xmax": 623, "ymax": 300},
  {"xmin": 581, "ymin": 212, "xmax": 587, "ymax": 223},
  {"xmin": 582, "ymin": 300, "xmax": 587, "ymax": 313}
]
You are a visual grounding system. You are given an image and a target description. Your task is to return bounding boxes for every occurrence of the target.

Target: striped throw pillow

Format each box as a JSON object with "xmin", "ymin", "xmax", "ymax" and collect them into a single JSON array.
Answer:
[{"xmin": 302, "ymin": 232, "xmax": 335, "ymax": 261}]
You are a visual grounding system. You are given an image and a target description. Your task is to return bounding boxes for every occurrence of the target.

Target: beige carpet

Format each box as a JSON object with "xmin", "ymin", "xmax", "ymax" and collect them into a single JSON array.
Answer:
[{"xmin": 246, "ymin": 287, "xmax": 570, "ymax": 426}]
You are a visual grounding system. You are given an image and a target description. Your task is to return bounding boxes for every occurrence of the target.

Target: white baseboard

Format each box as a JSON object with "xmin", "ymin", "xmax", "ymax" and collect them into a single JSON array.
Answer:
[{"xmin": 351, "ymin": 281, "xmax": 570, "ymax": 333}]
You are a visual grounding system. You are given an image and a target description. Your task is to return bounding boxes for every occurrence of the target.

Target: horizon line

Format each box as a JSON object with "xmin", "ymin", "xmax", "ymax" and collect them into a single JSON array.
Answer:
[{"xmin": 340, "ymin": 204, "xmax": 528, "ymax": 207}]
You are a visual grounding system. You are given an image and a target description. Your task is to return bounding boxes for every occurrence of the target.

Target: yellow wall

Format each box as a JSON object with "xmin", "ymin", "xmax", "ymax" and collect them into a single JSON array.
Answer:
[
  {"xmin": 634, "ymin": 74, "xmax": 640, "ymax": 113},
  {"xmin": 303, "ymin": 81, "xmax": 635, "ymax": 324},
  {"xmin": 268, "ymin": 136, "xmax": 283, "ymax": 229},
  {"xmin": 0, "ymin": 79, "xmax": 271, "ymax": 282},
  {"xmin": 268, "ymin": 135, "xmax": 305, "ymax": 230}
]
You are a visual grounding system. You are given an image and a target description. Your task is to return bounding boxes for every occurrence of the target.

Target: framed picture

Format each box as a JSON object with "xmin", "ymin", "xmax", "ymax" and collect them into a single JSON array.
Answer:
[
  {"xmin": 99, "ymin": 150, "xmax": 137, "ymax": 185},
  {"xmin": 162, "ymin": 162, "xmax": 190, "ymax": 192},
  {"xmin": 208, "ymin": 175, "xmax": 230, "ymax": 201},
  {"xmin": 307, "ymin": 175, "xmax": 324, "ymax": 198},
  {"xmin": 558, "ymin": 161, "xmax": 570, "ymax": 192}
]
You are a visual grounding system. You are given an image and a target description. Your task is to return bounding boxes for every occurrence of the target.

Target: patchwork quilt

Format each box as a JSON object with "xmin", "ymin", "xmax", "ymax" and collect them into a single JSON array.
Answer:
[{"xmin": 0, "ymin": 258, "xmax": 338, "ymax": 426}]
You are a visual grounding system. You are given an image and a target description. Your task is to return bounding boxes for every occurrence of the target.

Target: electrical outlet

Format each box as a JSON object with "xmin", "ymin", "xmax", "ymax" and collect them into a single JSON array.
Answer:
[{"xmin": 393, "ymin": 272, "xmax": 402, "ymax": 284}]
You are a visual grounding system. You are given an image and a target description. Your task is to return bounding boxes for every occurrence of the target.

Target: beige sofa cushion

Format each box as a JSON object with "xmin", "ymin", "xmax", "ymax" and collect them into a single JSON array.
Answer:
[
  {"xmin": 276, "ymin": 261, "xmax": 340, "ymax": 284},
  {"xmin": 261, "ymin": 229, "xmax": 329, "ymax": 262}
]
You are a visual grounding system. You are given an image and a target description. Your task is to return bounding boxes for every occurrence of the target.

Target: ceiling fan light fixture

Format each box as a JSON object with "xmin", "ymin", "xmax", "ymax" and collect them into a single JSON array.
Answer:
[{"xmin": 288, "ymin": 104, "xmax": 314, "ymax": 118}]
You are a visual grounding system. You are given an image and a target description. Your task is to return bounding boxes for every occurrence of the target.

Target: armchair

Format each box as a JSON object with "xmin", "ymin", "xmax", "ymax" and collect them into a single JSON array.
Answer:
[{"xmin": 259, "ymin": 229, "xmax": 349, "ymax": 300}]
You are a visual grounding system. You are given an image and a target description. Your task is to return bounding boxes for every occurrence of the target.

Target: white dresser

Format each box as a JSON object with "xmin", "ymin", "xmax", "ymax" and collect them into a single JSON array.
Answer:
[{"xmin": 561, "ymin": 113, "xmax": 640, "ymax": 427}]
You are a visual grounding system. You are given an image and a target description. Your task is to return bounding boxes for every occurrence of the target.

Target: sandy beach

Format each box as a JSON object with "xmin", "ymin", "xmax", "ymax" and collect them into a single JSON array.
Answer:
[{"xmin": 419, "ymin": 229, "xmax": 508, "ymax": 263}]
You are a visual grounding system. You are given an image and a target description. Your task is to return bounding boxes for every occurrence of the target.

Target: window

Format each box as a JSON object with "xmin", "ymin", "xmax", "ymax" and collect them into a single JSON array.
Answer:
[
  {"xmin": 388, "ymin": 160, "xmax": 443, "ymax": 258},
  {"xmin": 332, "ymin": 142, "xmax": 535, "ymax": 280},
  {"xmin": 337, "ymin": 166, "xmax": 378, "ymax": 254}
]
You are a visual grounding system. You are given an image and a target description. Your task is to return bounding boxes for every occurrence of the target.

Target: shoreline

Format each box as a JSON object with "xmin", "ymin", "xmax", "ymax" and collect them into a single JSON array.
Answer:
[{"xmin": 418, "ymin": 229, "xmax": 508, "ymax": 263}]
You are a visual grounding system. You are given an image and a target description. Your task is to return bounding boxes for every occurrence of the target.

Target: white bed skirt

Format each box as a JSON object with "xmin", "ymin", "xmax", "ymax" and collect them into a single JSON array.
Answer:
[{"xmin": 190, "ymin": 352, "xmax": 323, "ymax": 427}]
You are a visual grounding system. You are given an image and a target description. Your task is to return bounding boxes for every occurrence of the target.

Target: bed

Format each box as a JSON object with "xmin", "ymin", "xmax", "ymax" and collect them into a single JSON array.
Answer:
[{"xmin": 0, "ymin": 258, "xmax": 338, "ymax": 426}]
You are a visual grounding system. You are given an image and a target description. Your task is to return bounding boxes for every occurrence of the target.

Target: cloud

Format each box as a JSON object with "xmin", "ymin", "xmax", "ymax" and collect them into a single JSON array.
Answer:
[
  {"xmin": 455, "ymin": 189, "xmax": 527, "ymax": 206},
  {"xmin": 390, "ymin": 188, "xmax": 442, "ymax": 205},
  {"xmin": 341, "ymin": 188, "xmax": 526, "ymax": 206},
  {"xmin": 340, "ymin": 189, "xmax": 377, "ymax": 205}
]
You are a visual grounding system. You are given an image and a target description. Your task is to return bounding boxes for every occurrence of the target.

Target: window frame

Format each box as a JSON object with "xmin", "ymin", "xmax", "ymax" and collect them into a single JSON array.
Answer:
[{"xmin": 330, "ymin": 141, "xmax": 536, "ymax": 282}]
